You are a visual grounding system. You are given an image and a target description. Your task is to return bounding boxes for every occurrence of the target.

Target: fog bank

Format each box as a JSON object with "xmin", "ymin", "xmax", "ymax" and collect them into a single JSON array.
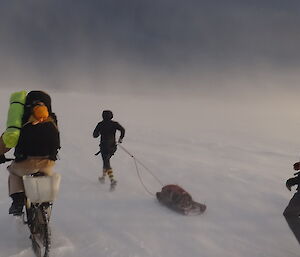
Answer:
[{"xmin": 0, "ymin": 1, "xmax": 299, "ymax": 94}]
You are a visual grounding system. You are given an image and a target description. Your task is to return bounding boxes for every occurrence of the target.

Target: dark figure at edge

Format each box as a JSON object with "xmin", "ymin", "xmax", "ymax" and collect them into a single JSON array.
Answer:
[{"xmin": 284, "ymin": 161, "xmax": 300, "ymax": 244}]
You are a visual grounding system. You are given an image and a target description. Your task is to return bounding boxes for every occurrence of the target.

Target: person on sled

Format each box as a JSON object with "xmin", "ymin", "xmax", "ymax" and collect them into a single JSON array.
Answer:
[
  {"xmin": 283, "ymin": 161, "xmax": 300, "ymax": 244},
  {"xmin": 0, "ymin": 91, "xmax": 60, "ymax": 215},
  {"xmin": 93, "ymin": 110, "xmax": 125, "ymax": 187}
]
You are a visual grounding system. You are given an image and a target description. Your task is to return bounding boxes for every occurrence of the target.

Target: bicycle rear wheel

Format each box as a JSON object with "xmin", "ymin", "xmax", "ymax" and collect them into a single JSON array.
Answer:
[{"xmin": 26, "ymin": 203, "xmax": 52, "ymax": 257}]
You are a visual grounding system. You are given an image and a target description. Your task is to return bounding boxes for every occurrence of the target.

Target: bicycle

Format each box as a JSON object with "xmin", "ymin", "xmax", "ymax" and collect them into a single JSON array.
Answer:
[{"xmin": 5, "ymin": 158, "xmax": 61, "ymax": 257}]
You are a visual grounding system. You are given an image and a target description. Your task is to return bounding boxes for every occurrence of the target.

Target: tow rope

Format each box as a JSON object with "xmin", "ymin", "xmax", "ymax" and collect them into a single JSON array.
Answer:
[{"xmin": 118, "ymin": 144, "xmax": 164, "ymax": 196}]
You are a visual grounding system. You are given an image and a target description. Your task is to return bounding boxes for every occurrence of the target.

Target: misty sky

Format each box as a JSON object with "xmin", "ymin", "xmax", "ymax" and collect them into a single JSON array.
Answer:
[{"xmin": 0, "ymin": 0, "xmax": 299, "ymax": 92}]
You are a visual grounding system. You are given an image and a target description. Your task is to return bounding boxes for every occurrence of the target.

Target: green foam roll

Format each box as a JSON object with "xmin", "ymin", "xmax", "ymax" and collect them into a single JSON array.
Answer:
[
  {"xmin": 2, "ymin": 91, "xmax": 27, "ymax": 148},
  {"xmin": 2, "ymin": 128, "xmax": 21, "ymax": 148}
]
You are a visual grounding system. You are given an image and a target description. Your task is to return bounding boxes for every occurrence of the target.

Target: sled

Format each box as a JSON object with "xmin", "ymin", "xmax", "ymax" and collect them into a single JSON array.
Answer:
[{"xmin": 156, "ymin": 184, "xmax": 206, "ymax": 215}]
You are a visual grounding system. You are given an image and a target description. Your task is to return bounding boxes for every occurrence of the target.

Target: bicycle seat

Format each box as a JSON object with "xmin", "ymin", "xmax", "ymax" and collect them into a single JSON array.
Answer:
[{"xmin": 31, "ymin": 171, "xmax": 47, "ymax": 177}]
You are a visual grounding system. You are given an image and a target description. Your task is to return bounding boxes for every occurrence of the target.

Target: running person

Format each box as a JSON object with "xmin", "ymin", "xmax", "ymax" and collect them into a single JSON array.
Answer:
[{"xmin": 93, "ymin": 110, "xmax": 125, "ymax": 187}]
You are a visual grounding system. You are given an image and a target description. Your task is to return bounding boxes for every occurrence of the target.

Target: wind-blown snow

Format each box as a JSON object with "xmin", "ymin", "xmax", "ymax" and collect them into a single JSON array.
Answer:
[{"xmin": 0, "ymin": 89, "xmax": 299, "ymax": 257}]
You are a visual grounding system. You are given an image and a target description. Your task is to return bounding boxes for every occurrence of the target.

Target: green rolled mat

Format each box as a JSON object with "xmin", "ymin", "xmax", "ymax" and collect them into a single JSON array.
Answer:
[{"xmin": 2, "ymin": 90, "xmax": 27, "ymax": 148}]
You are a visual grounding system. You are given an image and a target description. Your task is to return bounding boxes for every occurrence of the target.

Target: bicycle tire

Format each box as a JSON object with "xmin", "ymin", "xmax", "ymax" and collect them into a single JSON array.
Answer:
[
  {"xmin": 26, "ymin": 203, "xmax": 52, "ymax": 257},
  {"xmin": 40, "ymin": 204, "xmax": 51, "ymax": 257}
]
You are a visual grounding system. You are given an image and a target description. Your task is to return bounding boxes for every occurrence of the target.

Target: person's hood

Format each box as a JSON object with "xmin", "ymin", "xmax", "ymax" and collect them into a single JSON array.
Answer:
[{"xmin": 102, "ymin": 110, "xmax": 113, "ymax": 120}]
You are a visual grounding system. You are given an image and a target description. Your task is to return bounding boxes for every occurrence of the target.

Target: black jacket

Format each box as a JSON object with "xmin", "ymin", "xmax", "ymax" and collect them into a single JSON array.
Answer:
[
  {"xmin": 93, "ymin": 120, "xmax": 125, "ymax": 153},
  {"xmin": 14, "ymin": 120, "xmax": 60, "ymax": 162}
]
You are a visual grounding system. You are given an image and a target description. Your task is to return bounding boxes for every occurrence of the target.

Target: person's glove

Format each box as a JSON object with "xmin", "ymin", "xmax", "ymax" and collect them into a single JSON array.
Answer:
[
  {"xmin": 294, "ymin": 162, "xmax": 300, "ymax": 171},
  {"xmin": 286, "ymin": 177, "xmax": 298, "ymax": 191},
  {"xmin": 118, "ymin": 138, "xmax": 123, "ymax": 144},
  {"xmin": 0, "ymin": 154, "xmax": 6, "ymax": 164}
]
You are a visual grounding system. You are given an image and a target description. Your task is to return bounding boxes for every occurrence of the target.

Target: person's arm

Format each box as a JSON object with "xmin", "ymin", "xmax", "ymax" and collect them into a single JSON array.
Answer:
[
  {"xmin": 93, "ymin": 123, "xmax": 101, "ymax": 138},
  {"xmin": 286, "ymin": 176, "xmax": 300, "ymax": 191},
  {"xmin": 49, "ymin": 124, "xmax": 61, "ymax": 160},
  {"xmin": 116, "ymin": 122, "xmax": 125, "ymax": 143}
]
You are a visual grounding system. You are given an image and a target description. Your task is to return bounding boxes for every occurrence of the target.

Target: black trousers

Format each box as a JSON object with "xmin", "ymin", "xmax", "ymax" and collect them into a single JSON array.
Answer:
[
  {"xmin": 100, "ymin": 142, "xmax": 117, "ymax": 170},
  {"xmin": 283, "ymin": 192, "xmax": 300, "ymax": 244},
  {"xmin": 101, "ymin": 152, "xmax": 113, "ymax": 170}
]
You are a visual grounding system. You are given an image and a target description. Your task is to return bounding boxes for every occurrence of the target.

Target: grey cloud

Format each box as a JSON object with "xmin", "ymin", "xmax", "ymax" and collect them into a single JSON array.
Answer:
[{"xmin": 0, "ymin": 0, "xmax": 299, "ymax": 92}]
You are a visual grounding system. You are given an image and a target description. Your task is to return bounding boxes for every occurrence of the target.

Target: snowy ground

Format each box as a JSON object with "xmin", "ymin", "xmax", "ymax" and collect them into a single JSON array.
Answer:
[{"xmin": 0, "ymin": 88, "xmax": 299, "ymax": 257}]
